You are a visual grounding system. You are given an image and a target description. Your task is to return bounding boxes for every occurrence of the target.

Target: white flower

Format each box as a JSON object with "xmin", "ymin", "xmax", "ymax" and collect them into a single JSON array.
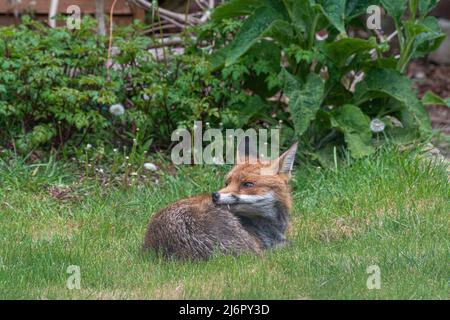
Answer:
[
  {"xmin": 143, "ymin": 162, "xmax": 157, "ymax": 171},
  {"xmin": 370, "ymin": 118, "xmax": 385, "ymax": 133},
  {"xmin": 143, "ymin": 94, "xmax": 150, "ymax": 101},
  {"xmin": 109, "ymin": 103, "xmax": 125, "ymax": 116},
  {"xmin": 86, "ymin": 144, "xmax": 92, "ymax": 150}
]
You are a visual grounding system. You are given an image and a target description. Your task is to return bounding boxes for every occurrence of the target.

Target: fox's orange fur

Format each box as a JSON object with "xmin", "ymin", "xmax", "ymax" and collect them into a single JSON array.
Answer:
[{"xmin": 143, "ymin": 142, "xmax": 298, "ymax": 260}]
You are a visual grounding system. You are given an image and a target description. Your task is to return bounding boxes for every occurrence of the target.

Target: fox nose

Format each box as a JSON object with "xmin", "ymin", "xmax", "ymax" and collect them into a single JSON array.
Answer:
[{"xmin": 212, "ymin": 192, "xmax": 220, "ymax": 203}]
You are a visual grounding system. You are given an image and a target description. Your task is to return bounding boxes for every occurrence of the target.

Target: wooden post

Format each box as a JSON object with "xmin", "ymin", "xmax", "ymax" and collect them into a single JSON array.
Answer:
[
  {"xmin": 96, "ymin": 0, "xmax": 106, "ymax": 35},
  {"xmin": 48, "ymin": 0, "xmax": 59, "ymax": 28}
]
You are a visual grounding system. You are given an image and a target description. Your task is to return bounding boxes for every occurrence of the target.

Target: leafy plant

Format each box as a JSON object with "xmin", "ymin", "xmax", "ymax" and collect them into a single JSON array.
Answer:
[
  {"xmin": 0, "ymin": 16, "xmax": 282, "ymax": 158},
  {"xmin": 211, "ymin": 0, "xmax": 446, "ymax": 162}
]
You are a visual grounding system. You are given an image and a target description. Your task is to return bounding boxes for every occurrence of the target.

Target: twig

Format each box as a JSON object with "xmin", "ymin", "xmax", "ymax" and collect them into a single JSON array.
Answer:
[
  {"xmin": 369, "ymin": 29, "xmax": 398, "ymax": 59},
  {"xmin": 143, "ymin": 23, "xmax": 177, "ymax": 34},
  {"xmin": 149, "ymin": 37, "xmax": 185, "ymax": 48}
]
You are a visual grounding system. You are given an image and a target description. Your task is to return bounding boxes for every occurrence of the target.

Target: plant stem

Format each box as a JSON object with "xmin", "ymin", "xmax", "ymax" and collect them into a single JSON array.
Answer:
[
  {"xmin": 398, "ymin": 38, "xmax": 414, "ymax": 73},
  {"xmin": 308, "ymin": 15, "xmax": 319, "ymax": 50}
]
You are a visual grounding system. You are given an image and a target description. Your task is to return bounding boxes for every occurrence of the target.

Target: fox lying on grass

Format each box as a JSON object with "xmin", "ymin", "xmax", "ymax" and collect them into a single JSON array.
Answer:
[{"xmin": 143, "ymin": 142, "xmax": 298, "ymax": 260}]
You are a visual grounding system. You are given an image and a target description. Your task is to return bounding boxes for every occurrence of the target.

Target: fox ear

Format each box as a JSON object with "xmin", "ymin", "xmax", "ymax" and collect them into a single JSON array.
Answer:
[
  {"xmin": 268, "ymin": 142, "xmax": 298, "ymax": 176},
  {"xmin": 236, "ymin": 136, "xmax": 258, "ymax": 164}
]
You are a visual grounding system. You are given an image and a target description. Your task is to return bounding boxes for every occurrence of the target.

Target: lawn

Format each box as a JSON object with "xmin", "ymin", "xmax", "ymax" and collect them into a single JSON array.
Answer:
[{"xmin": 0, "ymin": 147, "xmax": 448, "ymax": 299}]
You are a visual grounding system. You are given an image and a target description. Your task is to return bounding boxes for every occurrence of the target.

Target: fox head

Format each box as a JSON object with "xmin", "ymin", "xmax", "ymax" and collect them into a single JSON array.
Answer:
[{"xmin": 212, "ymin": 142, "xmax": 298, "ymax": 217}]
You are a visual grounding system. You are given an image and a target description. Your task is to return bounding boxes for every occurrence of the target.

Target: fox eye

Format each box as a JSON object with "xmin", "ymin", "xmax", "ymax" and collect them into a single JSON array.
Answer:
[{"xmin": 241, "ymin": 182, "xmax": 254, "ymax": 188}]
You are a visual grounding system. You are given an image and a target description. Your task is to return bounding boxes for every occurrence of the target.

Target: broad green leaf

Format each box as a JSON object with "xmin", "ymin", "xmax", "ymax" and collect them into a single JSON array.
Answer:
[
  {"xmin": 279, "ymin": 68, "xmax": 302, "ymax": 96},
  {"xmin": 346, "ymin": 0, "xmax": 381, "ymax": 18},
  {"xmin": 225, "ymin": 6, "xmax": 283, "ymax": 66},
  {"xmin": 291, "ymin": 0, "xmax": 316, "ymax": 38},
  {"xmin": 317, "ymin": 0, "xmax": 347, "ymax": 34},
  {"xmin": 286, "ymin": 72, "xmax": 325, "ymax": 137},
  {"xmin": 331, "ymin": 104, "xmax": 374, "ymax": 158},
  {"xmin": 209, "ymin": 45, "xmax": 231, "ymax": 71},
  {"xmin": 380, "ymin": 0, "xmax": 407, "ymax": 24},
  {"xmin": 355, "ymin": 68, "xmax": 431, "ymax": 133},
  {"xmin": 404, "ymin": 20, "xmax": 429, "ymax": 39},
  {"xmin": 212, "ymin": 0, "xmax": 262, "ymax": 21},
  {"xmin": 412, "ymin": 17, "xmax": 445, "ymax": 58},
  {"xmin": 386, "ymin": 126, "xmax": 421, "ymax": 144},
  {"xmin": 324, "ymin": 38, "xmax": 377, "ymax": 66},
  {"xmin": 422, "ymin": 91, "xmax": 450, "ymax": 107},
  {"xmin": 418, "ymin": 0, "xmax": 439, "ymax": 17},
  {"xmin": 263, "ymin": 0, "xmax": 289, "ymax": 19},
  {"xmin": 266, "ymin": 20, "xmax": 296, "ymax": 47},
  {"xmin": 366, "ymin": 57, "xmax": 398, "ymax": 69}
]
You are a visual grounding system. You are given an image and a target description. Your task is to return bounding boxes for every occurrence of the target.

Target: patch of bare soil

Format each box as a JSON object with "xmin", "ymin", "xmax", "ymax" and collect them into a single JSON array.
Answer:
[
  {"xmin": 408, "ymin": 60, "xmax": 450, "ymax": 134},
  {"xmin": 408, "ymin": 59, "xmax": 450, "ymax": 157}
]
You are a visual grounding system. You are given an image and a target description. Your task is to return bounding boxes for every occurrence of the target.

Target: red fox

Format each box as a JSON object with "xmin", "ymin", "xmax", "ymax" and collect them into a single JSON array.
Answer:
[{"xmin": 143, "ymin": 142, "xmax": 298, "ymax": 260}]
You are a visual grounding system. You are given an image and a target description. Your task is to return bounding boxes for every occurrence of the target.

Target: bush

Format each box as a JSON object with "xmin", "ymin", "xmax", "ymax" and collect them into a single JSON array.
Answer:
[
  {"xmin": 0, "ymin": 16, "xmax": 268, "ymax": 157},
  {"xmin": 0, "ymin": 1, "xmax": 447, "ymax": 164},
  {"xmin": 210, "ymin": 0, "xmax": 446, "ymax": 164}
]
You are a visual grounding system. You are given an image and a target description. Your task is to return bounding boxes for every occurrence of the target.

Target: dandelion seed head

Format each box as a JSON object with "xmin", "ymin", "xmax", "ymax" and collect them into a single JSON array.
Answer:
[
  {"xmin": 370, "ymin": 118, "xmax": 385, "ymax": 133},
  {"xmin": 109, "ymin": 103, "xmax": 125, "ymax": 116},
  {"xmin": 144, "ymin": 162, "xmax": 158, "ymax": 171}
]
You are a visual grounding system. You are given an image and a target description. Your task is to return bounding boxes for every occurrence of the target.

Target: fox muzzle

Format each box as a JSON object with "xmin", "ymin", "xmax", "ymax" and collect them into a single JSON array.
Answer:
[{"xmin": 212, "ymin": 192, "xmax": 239, "ymax": 204}]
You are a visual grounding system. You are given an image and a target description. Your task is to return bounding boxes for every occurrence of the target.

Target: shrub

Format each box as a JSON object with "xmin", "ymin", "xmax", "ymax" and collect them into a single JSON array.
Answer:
[
  {"xmin": 210, "ymin": 0, "xmax": 446, "ymax": 164},
  {"xmin": 0, "ymin": 16, "xmax": 258, "ymax": 157},
  {"xmin": 0, "ymin": 2, "xmax": 447, "ymax": 165}
]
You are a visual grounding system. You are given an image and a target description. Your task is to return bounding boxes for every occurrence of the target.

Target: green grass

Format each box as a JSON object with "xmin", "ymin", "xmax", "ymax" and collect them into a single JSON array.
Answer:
[{"xmin": 0, "ymin": 147, "xmax": 448, "ymax": 299}]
